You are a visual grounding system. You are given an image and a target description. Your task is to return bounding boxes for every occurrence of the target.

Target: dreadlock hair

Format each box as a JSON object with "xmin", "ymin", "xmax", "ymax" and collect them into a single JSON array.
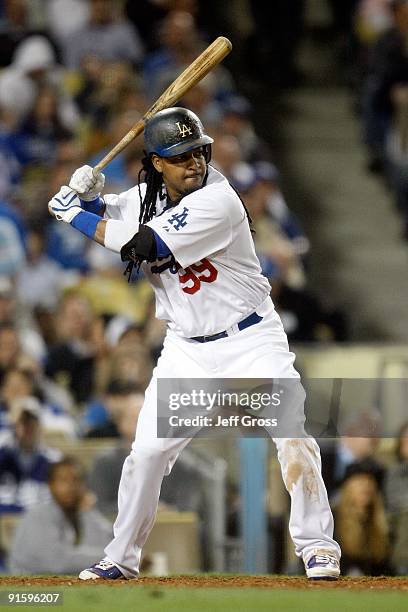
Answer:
[
  {"xmin": 137, "ymin": 154, "xmax": 165, "ymax": 224},
  {"xmin": 137, "ymin": 152, "xmax": 254, "ymax": 230},
  {"xmin": 123, "ymin": 154, "xmax": 165, "ymax": 282},
  {"xmin": 228, "ymin": 181, "xmax": 255, "ymax": 234}
]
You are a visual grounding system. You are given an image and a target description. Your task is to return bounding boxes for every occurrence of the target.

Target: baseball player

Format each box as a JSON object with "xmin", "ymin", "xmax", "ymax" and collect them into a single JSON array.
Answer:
[{"xmin": 48, "ymin": 107, "xmax": 341, "ymax": 580}]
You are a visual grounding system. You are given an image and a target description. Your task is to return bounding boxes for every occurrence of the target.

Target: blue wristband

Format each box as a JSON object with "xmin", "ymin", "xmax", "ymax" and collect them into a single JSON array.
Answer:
[
  {"xmin": 71, "ymin": 211, "xmax": 100, "ymax": 239},
  {"xmin": 80, "ymin": 196, "xmax": 104, "ymax": 215}
]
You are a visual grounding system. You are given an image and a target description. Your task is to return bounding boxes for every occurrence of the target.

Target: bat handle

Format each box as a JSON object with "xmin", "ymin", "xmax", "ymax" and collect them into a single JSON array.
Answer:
[
  {"xmin": 92, "ymin": 119, "xmax": 145, "ymax": 176},
  {"xmin": 93, "ymin": 161, "xmax": 106, "ymax": 176}
]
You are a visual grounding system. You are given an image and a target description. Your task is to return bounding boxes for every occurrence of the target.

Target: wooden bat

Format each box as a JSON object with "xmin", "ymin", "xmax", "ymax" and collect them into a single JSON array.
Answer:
[{"xmin": 93, "ymin": 36, "xmax": 232, "ymax": 174}]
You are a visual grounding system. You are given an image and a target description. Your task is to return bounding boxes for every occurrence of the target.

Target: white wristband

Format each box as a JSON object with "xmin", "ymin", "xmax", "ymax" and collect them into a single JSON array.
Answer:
[{"xmin": 104, "ymin": 219, "xmax": 140, "ymax": 253}]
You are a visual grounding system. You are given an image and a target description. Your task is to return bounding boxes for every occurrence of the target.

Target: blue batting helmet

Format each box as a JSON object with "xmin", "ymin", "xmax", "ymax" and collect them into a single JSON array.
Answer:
[{"xmin": 144, "ymin": 107, "xmax": 213, "ymax": 157}]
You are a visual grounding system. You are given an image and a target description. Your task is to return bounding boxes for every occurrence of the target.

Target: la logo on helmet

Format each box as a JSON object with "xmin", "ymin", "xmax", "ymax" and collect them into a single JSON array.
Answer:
[{"xmin": 176, "ymin": 122, "xmax": 192, "ymax": 137}]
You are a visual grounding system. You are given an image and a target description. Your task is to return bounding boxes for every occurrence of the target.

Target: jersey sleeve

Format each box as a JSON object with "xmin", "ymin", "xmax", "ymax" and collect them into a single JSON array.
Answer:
[
  {"xmin": 103, "ymin": 184, "xmax": 145, "ymax": 221},
  {"xmin": 102, "ymin": 187, "xmax": 144, "ymax": 253},
  {"xmin": 103, "ymin": 193, "xmax": 127, "ymax": 221},
  {"xmin": 146, "ymin": 187, "xmax": 241, "ymax": 268}
]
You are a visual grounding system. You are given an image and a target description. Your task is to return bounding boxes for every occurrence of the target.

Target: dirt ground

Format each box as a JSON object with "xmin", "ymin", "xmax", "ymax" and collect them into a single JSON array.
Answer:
[{"xmin": 0, "ymin": 576, "xmax": 407, "ymax": 590}]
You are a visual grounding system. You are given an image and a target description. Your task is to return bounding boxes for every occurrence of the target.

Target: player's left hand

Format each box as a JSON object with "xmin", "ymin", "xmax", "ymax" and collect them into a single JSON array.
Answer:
[{"xmin": 48, "ymin": 186, "xmax": 83, "ymax": 223}]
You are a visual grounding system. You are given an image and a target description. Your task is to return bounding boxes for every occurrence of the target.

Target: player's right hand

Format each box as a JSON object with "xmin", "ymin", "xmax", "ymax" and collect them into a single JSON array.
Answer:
[
  {"xmin": 69, "ymin": 165, "xmax": 105, "ymax": 201},
  {"xmin": 48, "ymin": 186, "xmax": 82, "ymax": 223}
]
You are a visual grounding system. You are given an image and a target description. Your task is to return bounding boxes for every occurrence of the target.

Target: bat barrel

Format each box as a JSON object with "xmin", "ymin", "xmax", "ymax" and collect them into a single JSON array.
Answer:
[{"xmin": 92, "ymin": 36, "xmax": 232, "ymax": 174}]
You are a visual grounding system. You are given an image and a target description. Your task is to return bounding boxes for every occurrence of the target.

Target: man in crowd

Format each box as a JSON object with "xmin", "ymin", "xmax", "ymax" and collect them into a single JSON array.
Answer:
[{"xmin": 9, "ymin": 456, "xmax": 111, "ymax": 574}]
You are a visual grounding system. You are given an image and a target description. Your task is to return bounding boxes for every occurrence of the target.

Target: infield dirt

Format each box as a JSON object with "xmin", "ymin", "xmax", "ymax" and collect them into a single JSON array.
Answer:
[{"xmin": 1, "ymin": 575, "xmax": 406, "ymax": 590}]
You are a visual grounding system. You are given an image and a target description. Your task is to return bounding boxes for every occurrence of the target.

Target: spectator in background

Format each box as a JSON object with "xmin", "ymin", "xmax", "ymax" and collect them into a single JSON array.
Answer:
[
  {"xmin": 88, "ymin": 109, "xmax": 143, "ymax": 191},
  {"xmin": 75, "ymin": 59, "xmax": 146, "ymax": 156},
  {"xmin": 0, "ymin": 397, "xmax": 60, "ymax": 512},
  {"xmin": 0, "ymin": 219, "xmax": 25, "ymax": 279},
  {"xmin": 16, "ymin": 350, "xmax": 76, "ymax": 431},
  {"xmin": 88, "ymin": 390, "xmax": 144, "ymax": 512},
  {"xmin": 46, "ymin": 218, "xmax": 90, "ymax": 274},
  {"xmin": 252, "ymin": 161, "xmax": 310, "ymax": 258},
  {"xmin": 32, "ymin": 305, "xmax": 57, "ymax": 352},
  {"xmin": 353, "ymin": 0, "xmax": 393, "ymax": 74},
  {"xmin": 0, "ymin": 196, "xmax": 26, "ymax": 250},
  {"xmin": 0, "ymin": 35, "xmax": 77, "ymax": 128},
  {"xmin": 9, "ymin": 456, "xmax": 112, "ymax": 574},
  {"xmin": 0, "ymin": 368, "xmax": 35, "ymax": 431},
  {"xmin": 0, "ymin": 203, "xmax": 26, "ymax": 277},
  {"xmin": 143, "ymin": 10, "xmax": 203, "ymax": 100},
  {"xmin": 72, "ymin": 243, "xmax": 153, "ymax": 329},
  {"xmin": 87, "ymin": 317, "xmax": 154, "ymax": 395},
  {"xmin": 0, "ymin": 279, "xmax": 46, "ymax": 364},
  {"xmin": 10, "ymin": 85, "xmax": 74, "ymax": 168},
  {"xmin": 273, "ymin": 284, "xmax": 348, "ymax": 342},
  {"xmin": 0, "ymin": 365, "xmax": 75, "ymax": 437},
  {"xmin": 0, "ymin": 127, "xmax": 20, "ymax": 201},
  {"xmin": 211, "ymin": 134, "xmax": 253, "ymax": 188},
  {"xmin": 0, "ymin": 324, "xmax": 20, "ymax": 385},
  {"xmin": 385, "ymin": 422, "xmax": 408, "ymax": 574},
  {"xmin": 220, "ymin": 96, "xmax": 271, "ymax": 163},
  {"xmin": 334, "ymin": 463, "xmax": 390, "ymax": 575},
  {"xmin": 143, "ymin": 9, "xmax": 234, "ymax": 102},
  {"xmin": 322, "ymin": 409, "xmax": 385, "ymax": 499},
  {"xmin": 180, "ymin": 73, "xmax": 223, "ymax": 130},
  {"xmin": 45, "ymin": 293, "xmax": 99, "ymax": 404},
  {"xmin": 107, "ymin": 334, "xmax": 153, "ymax": 392},
  {"xmin": 16, "ymin": 224, "xmax": 65, "ymax": 310},
  {"xmin": 361, "ymin": 0, "xmax": 408, "ymax": 173},
  {"xmin": 63, "ymin": 0, "xmax": 144, "ymax": 70},
  {"xmin": 386, "ymin": 421, "xmax": 408, "ymax": 511},
  {"xmin": 0, "ymin": 0, "xmax": 40, "ymax": 68},
  {"xmin": 321, "ymin": 409, "xmax": 385, "ymax": 500},
  {"xmin": 81, "ymin": 380, "xmax": 143, "ymax": 438},
  {"xmin": 235, "ymin": 165, "xmax": 348, "ymax": 342},
  {"xmin": 238, "ymin": 166, "xmax": 306, "ymax": 291},
  {"xmin": 42, "ymin": 157, "xmax": 88, "ymax": 274},
  {"xmin": 45, "ymin": 0, "xmax": 90, "ymax": 47}
]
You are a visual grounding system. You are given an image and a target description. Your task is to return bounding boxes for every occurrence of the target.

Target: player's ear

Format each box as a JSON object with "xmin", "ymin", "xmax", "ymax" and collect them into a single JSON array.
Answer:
[{"xmin": 151, "ymin": 154, "xmax": 163, "ymax": 174}]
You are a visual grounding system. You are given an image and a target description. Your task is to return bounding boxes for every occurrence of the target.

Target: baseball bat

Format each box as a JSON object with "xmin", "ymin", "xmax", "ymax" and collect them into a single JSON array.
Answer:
[{"xmin": 93, "ymin": 36, "xmax": 232, "ymax": 174}]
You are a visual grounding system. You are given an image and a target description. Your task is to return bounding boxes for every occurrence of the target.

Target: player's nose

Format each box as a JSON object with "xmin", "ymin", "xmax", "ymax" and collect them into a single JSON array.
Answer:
[{"xmin": 190, "ymin": 152, "xmax": 202, "ymax": 168}]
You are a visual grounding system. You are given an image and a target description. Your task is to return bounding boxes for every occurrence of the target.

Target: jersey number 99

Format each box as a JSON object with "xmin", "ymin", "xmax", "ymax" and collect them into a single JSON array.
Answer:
[{"xmin": 178, "ymin": 259, "xmax": 218, "ymax": 294}]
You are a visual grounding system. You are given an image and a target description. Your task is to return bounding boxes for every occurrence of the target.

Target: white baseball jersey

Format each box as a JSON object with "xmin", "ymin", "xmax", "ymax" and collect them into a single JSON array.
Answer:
[
  {"xmin": 82, "ymin": 168, "xmax": 341, "ymax": 580},
  {"xmin": 103, "ymin": 166, "xmax": 271, "ymax": 338}
]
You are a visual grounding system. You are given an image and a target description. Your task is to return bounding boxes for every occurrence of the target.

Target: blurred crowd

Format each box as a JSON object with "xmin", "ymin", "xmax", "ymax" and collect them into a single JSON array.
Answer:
[
  {"xmin": 336, "ymin": 0, "xmax": 408, "ymax": 238},
  {"xmin": 226, "ymin": 416, "xmax": 408, "ymax": 577},
  {"xmin": 0, "ymin": 0, "xmax": 317, "ymax": 575},
  {"xmin": 0, "ymin": 0, "xmax": 405, "ymax": 577},
  {"xmin": 320, "ymin": 416, "xmax": 408, "ymax": 576}
]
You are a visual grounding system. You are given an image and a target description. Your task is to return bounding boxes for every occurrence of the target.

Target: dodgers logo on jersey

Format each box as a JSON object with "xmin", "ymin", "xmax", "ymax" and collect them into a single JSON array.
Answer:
[
  {"xmin": 175, "ymin": 122, "xmax": 192, "ymax": 138},
  {"xmin": 162, "ymin": 206, "xmax": 189, "ymax": 232}
]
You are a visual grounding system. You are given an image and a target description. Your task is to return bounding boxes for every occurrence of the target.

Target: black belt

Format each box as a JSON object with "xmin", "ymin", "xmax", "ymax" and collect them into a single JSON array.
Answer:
[{"xmin": 191, "ymin": 311, "xmax": 263, "ymax": 343}]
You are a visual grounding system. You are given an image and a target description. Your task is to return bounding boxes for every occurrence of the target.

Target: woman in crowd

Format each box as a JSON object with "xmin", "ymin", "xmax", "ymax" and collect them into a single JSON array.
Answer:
[
  {"xmin": 334, "ymin": 462, "xmax": 390, "ymax": 575},
  {"xmin": 385, "ymin": 422, "xmax": 408, "ymax": 574}
]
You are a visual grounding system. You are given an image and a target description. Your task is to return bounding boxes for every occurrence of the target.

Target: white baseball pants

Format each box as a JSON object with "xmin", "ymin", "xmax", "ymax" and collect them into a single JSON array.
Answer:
[{"xmin": 104, "ymin": 298, "xmax": 341, "ymax": 577}]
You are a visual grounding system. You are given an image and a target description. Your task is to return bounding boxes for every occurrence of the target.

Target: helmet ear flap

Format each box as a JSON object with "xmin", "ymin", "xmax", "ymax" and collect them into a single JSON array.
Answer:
[{"xmin": 204, "ymin": 144, "xmax": 212, "ymax": 163}]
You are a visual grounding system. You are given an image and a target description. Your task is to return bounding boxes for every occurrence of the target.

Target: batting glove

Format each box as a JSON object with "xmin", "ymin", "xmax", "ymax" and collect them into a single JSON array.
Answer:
[
  {"xmin": 69, "ymin": 165, "xmax": 105, "ymax": 201},
  {"xmin": 48, "ymin": 186, "xmax": 82, "ymax": 223}
]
